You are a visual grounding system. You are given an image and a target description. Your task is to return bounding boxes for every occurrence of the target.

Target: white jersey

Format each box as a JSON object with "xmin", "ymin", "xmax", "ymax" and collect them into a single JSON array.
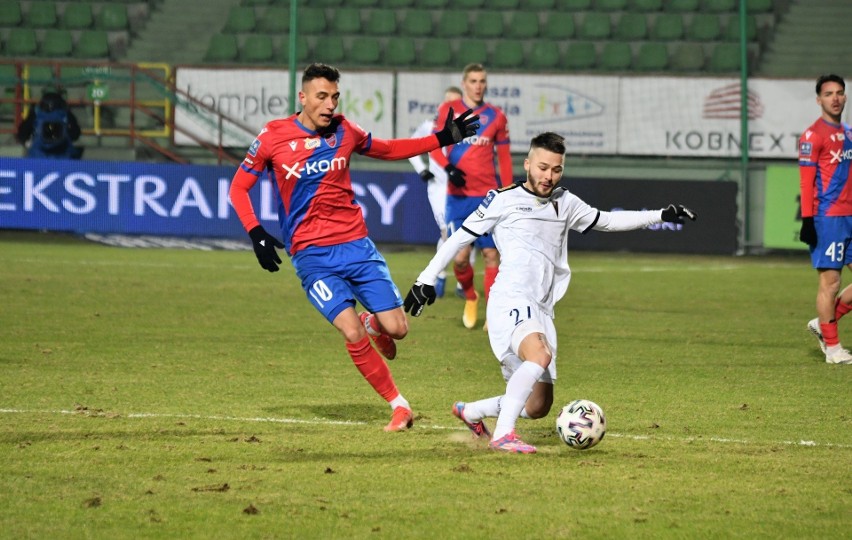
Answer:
[{"xmin": 417, "ymin": 183, "xmax": 664, "ymax": 316}]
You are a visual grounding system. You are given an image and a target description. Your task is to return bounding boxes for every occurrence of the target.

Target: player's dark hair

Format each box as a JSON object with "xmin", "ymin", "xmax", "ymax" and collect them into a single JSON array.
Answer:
[
  {"xmin": 445, "ymin": 86, "xmax": 462, "ymax": 95},
  {"xmin": 302, "ymin": 63, "xmax": 340, "ymax": 85},
  {"xmin": 530, "ymin": 132, "xmax": 565, "ymax": 156},
  {"xmin": 816, "ymin": 74, "xmax": 845, "ymax": 94}
]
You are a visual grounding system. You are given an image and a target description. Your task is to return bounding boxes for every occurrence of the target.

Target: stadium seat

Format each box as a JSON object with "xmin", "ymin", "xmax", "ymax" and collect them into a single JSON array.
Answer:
[
  {"xmin": 0, "ymin": 2, "xmax": 22, "ymax": 26},
  {"xmin": 348, "ymin": 0, "xmax": 379, "ymax": 6},
  {"xmin": 204, "ymin": 34, "xmax": 238, "ymax": 62},
  {"xmin": 75, "ymin": 30, "xmax": 110, "ymax": 58},
  {"xmin": 562, "ymin": 41, "xmax": 596, "ymax": 70},
  {"xmin": 455, "ymin": 39, "xmax": 489, "ymax": 66},
  {"xmin": 436, "ymin": 10, "xmax": 470, "ymax": 38},
  {"xmin": 63, "ymin": 3, "xmax": 94, "ymax": 30},
  {"xmin": 313, "ymin": 0, "xmax": 344, "ymax": 5},
  {"xmin": 96, "ymin": 4, "xmax": 129, "ymax": 31},
  {"xmin": 298, "ymin": 8, "xmax": 327, "ymax": 34},
  {"xmin": 746, "ymin": 0, "xmax": 772, "ymax": 13},
  {"xmin": 349, "ymin": 37, "xmax": 382, "ymax": 65},
  {"xmin": 687, "ymin": 14, "xmax": 721, "ymax": 41},
  {"xmin": 614, "ymin": 13, "xmax": 648, "ymax": 40},
  {"xmin": 492, "ymin": 40, "xmax": 525, "ymax": 69},
  {"xmin": 722, "ymin": 14, "xmax": 758, "ymax": 42},
  {"xmin": 256, "ymin": 7, "xmax": 290, "ymax": 33},
  {"xmin": 417, "ymin": 0, "xmax": 449, "ymax": 7},
  {"xmin": 634, "ymin": 41, "xmax": 668, "ymax": 70},
  {"xmin": 400, "ymin": 10, "xmax": 433, "ymax": 37},
  {"xmin": 594, "ymin": 0, "xmax": 628, "ymax": 10},
  {"xmin": 242, "ymin": 0, "xmax": 273, "ymax": 4},
  {"xmin": 7, "ymin": 28, "xmax": 38, "ymax": 56},
  {"xmin": 278, "ymin": 35, "xmax": 310, "ymax": 63},
  {"xmin": 241, "ymin": 35, "xmax": 274, "ymax": 64},
  {"xmin": 538, "ymin": 0, "xmax": 566, "ymax": 8},
  {"xmin": 365, "ymin": 9, "xmax": 397, "ymax": 36},
  {"xmin": 670, "ymin": 42, "xmax": 705, "ymax": 71},
  {"xmin": 471, "ymin": 11, "xmax": 504, "ymax": 39},
  {"xmin": 454, "ymin": 0, "xmax": 485, "ymax": 7},
  {"xmin": 701, "ymin": 0, "xmax": 736, "ymax": 13},
  {"xmin": 223, "ymin": 6, "xmax": 256, "ymax": 33},
  {"xmin": 313, "ymin": 35, "xmax": 345, "ymax": 64},
  {"xmin": 26, "ymin": 2, "xmax": 58, "ymax": 28},
  {"xmin": 598, "ymin": 42, "xmax": 632, "ymax": 70},
  {"xmin": 666, "ymin": 0, "xmax": 699, "ymax": 11},
  {"xmin": 541, "ymin": 13, "xmax": 575, "ymax": 40},
  {"xmin": 650, "ymin": 13, "xmax": 684, "ymax": 41},
  {"xmin": 707, "ymin": 42, "xmax": 740, "ymax": 71},
  {"xmin": 507, "ymin": 12, "xmax": 539, "ymax": 39},
  {"xmin": 578, "ymin": 12, "xmax": 611, "ymax": 40},
  {"xmin": 41, "ymin": 29, "xmax": 74, "ymax": 57},
  {"xmin": 381, "ymin": 0, "xmax": 415, "ymax": 7},
  {"xmin": 330, "ymin": 7, "xmax": 362, "ymax": 34},
  {"xmin": 631, "ymin": 0, "xmax": 663, "ymax": 11},
  {"xmin": 418, "ymin": 39, "xmax": 453, "ymax": 67},
  {"xmin": 492, "ymin": 0, "xmax": 521, "ymax": 8},
  {"xmin": 527, "ymin": 41, "xmax": 560, "ymax": 70},
  {"xmin": 383, "ymin": 36, "xmax": 416, "ymax": 65}
]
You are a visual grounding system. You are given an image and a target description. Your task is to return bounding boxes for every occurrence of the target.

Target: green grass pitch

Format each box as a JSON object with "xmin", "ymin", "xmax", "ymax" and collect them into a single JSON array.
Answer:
[{"xmin": 0, "ymin": 231, "xmax": 849, "ymax": 539}]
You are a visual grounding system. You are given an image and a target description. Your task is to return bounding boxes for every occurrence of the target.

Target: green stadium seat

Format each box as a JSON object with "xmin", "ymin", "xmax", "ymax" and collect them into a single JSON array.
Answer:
[
  {"xmin": 529, "ymin": 0, "xmax": 559, "ymax": 8},
  {"xmin": 471, "ymin": 11, "xmax": 504, "ymax": 39},
  {"xmin": 436, "ymin": 10, "xmax": 470, "ymax": 38},
  {"xmin": 383, "ymin": 36, "xmax": 416, "ymax": 66},
  {"xmin": 578, "ymin": 12, "xmax": 611, "ymax": 39},
  {"xmin": 455, "ymin": 39, "xmax": 488, "ymax": 66},
  {"xmin": 298, "ymin": 8, "xmax": 327, "ymax": 34},
  {"xmin": 241, "ymin": 35, "xmax": 274, "ymax": 63},
  {"xmin": 349, "ymin": 37, "xmax": 382, "ymax": 65},
  {"xmin": 631, "ymin": 0, "xmax": 663, "ymax": 11},
  {"xmin": 541, "ymin": 13, "xmax": 575, "ymax": 40},
  {"xmin": 204, "ymin": 34, "xmax": 238, "ymax": 62},
  {"xmin": 598, "ymin": 42, "xmax": 632, "ymax": 70},
  {"xmin": 348, "ymin": 0, "xmax": 379, "ymax": 6},
  {"xmin": 63, "ymin": 3, "xmax": 94, "ymax": 29},
  {"xmin": 7, "ymin": 28, "xmax": 38, "ymax": 56},
  {"xmin": 365, "ymin": 9, "xmax": 397, "ymax": 36},
  {"xmin": 746, "ymin": 0, "xmax": 772, "ymax": 13},
  {"xmin": 381, "ymin": 0, "xmax": 415, "ymax": 7},
  {"xmin": 242, "ymin": 0, "xmax": 273, "ymax": 4},
  {"xmin": 256, "ymin": 7, "xmax": 289, "ymax": 33},
  {"xmin": 313, "ymin": 35, "xmax": 345, "ymax": 64},
  {"xmin": 96, "ymin": 4, "xmax": 128, "ymax": 31},
  {"xmin": 666, "ymin": 0, "xmax": 699, "ymax": 11},
  {"xmin": 418, "ymin": 39, "xmax": 452, "ymax": 67},
  {"xmin": 687, "ymin": 14, "xmax": 721, "ymax": 41},
  {"xmin": 527, "ymin": 41, "xmax": 560, "ymax": 70},
  {"xmin": 492, "ymin": 40, "xmax": 525, "ymax": 69},
  {"xmin": 330, "ymin": 7, "xmax": 362, "ymax": 34},
  {"xmin": 223, "ymin": 6, "xmax": 256, "ymax": 33},
  {"xmin": 634, "ymin": 41, "xmax": 668, "ymax": 71},
  {"xmin": 417, "ymin": 0, "xmax": 449, "ymax": 7},
  {"xmin": 563, "ymin": 41, "xmax": 596, "ymax": 70},
  {"xmin": 507, "ymin": 12, "xmax": 539, "ymax": 39},
  {"xmin": 454, "ymin": 0, "xmax": 485, "ymax": 7},
  {"xmin": 701, "ymin": 0, "xmax": 736, "ymax": 13},
  {"xmin": 492, "ymin": 0, "xmax": 520, "ymax": 8},
  {"xmin": 279, "ymin": 35, "xmax": 310, "ymax": 63},
  {"xmin": 723, "ymin": 14, "xmax": 757, "ymax": 42},
  {"xmin": 670, "ymin": 42, "xmax": 705, "ymax": 71},
  {"xmin": 595, "ymin": 0, "xmax": 628, "ymax": 10},
  {"xmin": 614, "ymin": 13, "xmax": 648, "ymax": 40},
  {"xmin": 400, "ymin": 9, "xmax": 433, "ymax": 37},
  {"xmin": 27, "ymin": 2, "xmax": 58, "ymax": 28},
  {"xmin": 41, "ymin": 29, "xmax": 74, "ymax": 57},
  {"xmin": 650, "ymin": 13, "xmax": 683, "ymax": 40},
  {"xmin": 0, "ymin": 2, "xmax": 22, "ymax": 26},
  {"xmin": 707, "ymin": 42, "xmax": 740, "ymax": 71},
  {"xmin": 75, "ymin": 30, "xmax": 110, "ymax": 58},
  {"xmin": 311, "ymin": 0, "xmax": 343, "ymax": 5}
]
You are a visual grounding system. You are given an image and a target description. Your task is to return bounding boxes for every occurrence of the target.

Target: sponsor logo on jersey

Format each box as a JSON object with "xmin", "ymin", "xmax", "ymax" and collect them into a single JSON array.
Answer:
[
  {"xmin": 516, "ymin": 206, "xmax": 533, "ymax": 212},
  {"xmin": 248, "ymin": 138, "xmax": 261, "ymax": 156},
  {"xmin": 460, "ymin": 135, "xmax": 492, "ymax": 146},
  {"xmin": 799, "ymin": 142, "xmax": 812, "ymax": 157},
  {"xmin": 833, "ymin": 132, "xmax": 846, "ymax": 142},
  {"xmin": 244, "ymin": 157, "xmax": 255, "ymax": 166},
  {"xmin": 829, "ymin": 148, "xmax": 852, "ymax": 164},
  {"xmin": 481, "ymin": 190, "xmax": 497, "ymax": 208},
  {"xmin": 281, "ymin": 157, "xmax": 349, "ymax": 179},
  {"xmin": 304, "ymin": 138, "xmax": 321, "ymax": 150}
]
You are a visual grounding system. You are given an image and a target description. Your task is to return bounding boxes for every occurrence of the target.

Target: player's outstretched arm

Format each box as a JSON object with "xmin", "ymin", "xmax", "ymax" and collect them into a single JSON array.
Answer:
[
  {"xmin": 404, "ymin": 282, "xmax": 436, "ymax": 317},
  {"xmin": 435, "ymin": 108, "xmax": 480, "ymax": 147},
  {"xmin": 661, "ymin": 204, "xmax": 697, "ymax": 224}
]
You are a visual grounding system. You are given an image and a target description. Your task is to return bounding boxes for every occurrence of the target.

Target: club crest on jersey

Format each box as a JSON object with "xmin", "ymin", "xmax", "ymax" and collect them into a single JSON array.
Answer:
[
  {"xmin": 323, "ymin": 133, "xmax": 338, "ymax": 148},
  {"xmin": 248, "ymin": 138, "xmax": 261, "ymax": 156},
  {"xmin": 304, "ymin": 137, "xmax": 321, "ymax": 150}
]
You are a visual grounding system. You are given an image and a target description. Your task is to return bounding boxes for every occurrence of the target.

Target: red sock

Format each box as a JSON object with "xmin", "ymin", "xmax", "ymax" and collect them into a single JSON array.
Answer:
[
  {"xmin": 484, "ymin": 266, "xmax": 498, "ymax": 303},
  {"xmin": 345, "ymin": 336, "xmax": 399, "ymax": 402},
  {"xmin": 455, "ymin": 264, "xmax": 476, "ymax": 300},
  {"xmin": 820, "ymin": 321, "xmax": 839, "ymax": 347},
  {"xmin": 835, "ymin": 299, "xmax": 852, "ymax": 321}
]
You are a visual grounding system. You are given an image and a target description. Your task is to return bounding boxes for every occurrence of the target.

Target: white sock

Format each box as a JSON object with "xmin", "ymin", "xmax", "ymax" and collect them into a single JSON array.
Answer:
[
  {"xmin": 390, "ymin": 395, "xmax": 410, "ymax": 411},
  {"xmin": 492, "ymin": 362, "xmax": 545, "ymax": 440},
  {"xmin": 461, "ymin": 396, "xmax": 501, "ymax": 422},
  {"xmin": 363, "ymin": 313, "xmax": 380, "ymax": 337}
]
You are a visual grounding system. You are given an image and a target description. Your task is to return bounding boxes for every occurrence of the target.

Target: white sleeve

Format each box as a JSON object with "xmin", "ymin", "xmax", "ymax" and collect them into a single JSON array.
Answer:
[
  {"xmin": 590, "ymin": 209, "xmax": 663, "ymax": 232},
  {"xmin": 408, "ymin": 120, "xmax": 433, "ymax": 174},
  {"xmin": 416, "ymin": 229, "xmax": 477, "ymax": 285}
]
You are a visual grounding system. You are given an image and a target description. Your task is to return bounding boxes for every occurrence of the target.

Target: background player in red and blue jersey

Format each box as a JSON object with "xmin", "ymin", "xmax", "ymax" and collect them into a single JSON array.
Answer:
[
  {"xmin": 229, "ymin": 63, "xmax": 480, "ymax": 430},
  {"xmin": 798, "ymin": 73, "xmax": 852, "ymax": 364},
  {"xmin": 429, "ymin": 63, "xmax": 514, "ymax": 330}
]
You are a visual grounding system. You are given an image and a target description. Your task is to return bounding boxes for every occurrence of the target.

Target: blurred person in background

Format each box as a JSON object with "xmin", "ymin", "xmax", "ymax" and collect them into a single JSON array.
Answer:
[{"xmin": 16, "ymin": 89, "xmax": 82, "ymax": 159}]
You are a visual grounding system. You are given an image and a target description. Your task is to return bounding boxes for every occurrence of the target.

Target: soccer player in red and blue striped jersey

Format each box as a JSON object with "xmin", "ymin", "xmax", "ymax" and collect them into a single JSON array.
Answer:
[
  {"xmin": 230, "ymin": 63, "xmax": 480, "ymax": 429},
  {"xmin": 799, "ymin": 73, "xmax": 852, "ymax": 364}
]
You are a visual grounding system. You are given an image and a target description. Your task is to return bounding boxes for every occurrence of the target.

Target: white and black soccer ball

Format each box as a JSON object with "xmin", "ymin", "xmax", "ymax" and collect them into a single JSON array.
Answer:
[{"xmin": 555, "ymin": 399, "xmax": 606, "ymax": 450}]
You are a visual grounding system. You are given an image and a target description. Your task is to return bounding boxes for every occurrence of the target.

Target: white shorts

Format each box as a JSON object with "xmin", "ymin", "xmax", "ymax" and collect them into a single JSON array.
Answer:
[
  {"xmin": 426, "ymin": 171, "xmax": 447, "ymax": 231},
  {"xmin": 486, "ymin": 296, "xmax": 557, "ymax": 383}
]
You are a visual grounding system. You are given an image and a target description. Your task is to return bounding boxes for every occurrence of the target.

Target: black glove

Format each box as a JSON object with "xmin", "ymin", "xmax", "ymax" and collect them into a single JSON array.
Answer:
[
  {"xmin": 419, "ymin": 169, "xmax": 435, "ymax": 182},
  {"xmin": 435, "ymin": 107, "xmax": 480, "ymax": 147},
  {"xmin": 403, "ymin": 282, "xmax": 436, "ymax": 317},
  {"xmin": 248, "ymin": 225, "xmax": 285, "ymax": 272},
  {"xmin": 661, "ymin": 204, "xmax": 697, "ymax": 224},
  {"xmin": 445, "ymin": 164, "xmax": 466, "ymax": 188},
  {"xmin": 799, "ymin": 217, "xmax": 817, "ymax": 246}
]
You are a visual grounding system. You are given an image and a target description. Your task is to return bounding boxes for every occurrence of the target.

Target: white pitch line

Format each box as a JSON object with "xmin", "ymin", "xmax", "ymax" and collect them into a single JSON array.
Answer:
[{"xmin": 1, "ymin": 408, "xmax": 850, "ymax": 449}]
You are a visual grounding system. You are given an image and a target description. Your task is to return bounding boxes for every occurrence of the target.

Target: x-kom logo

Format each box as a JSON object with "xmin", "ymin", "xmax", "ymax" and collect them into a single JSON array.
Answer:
[
  {"xmin": 281, "ymin": 157, "xmax": 348, "ymax": 180},
  {"xmin": 830, "ymin": 148, "xmax": 852, "ymax": 164}
]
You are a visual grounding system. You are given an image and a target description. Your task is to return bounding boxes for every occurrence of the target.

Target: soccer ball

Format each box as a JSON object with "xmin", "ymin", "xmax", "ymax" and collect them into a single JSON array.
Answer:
[{"xmin": 555, "ymin": 399, "xmax": 606, "ymax": 450}]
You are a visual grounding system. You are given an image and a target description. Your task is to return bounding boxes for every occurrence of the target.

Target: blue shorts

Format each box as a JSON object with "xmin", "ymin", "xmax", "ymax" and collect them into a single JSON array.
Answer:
[
  {"xmin": 446, "ymin": 195, "xmax": 496, "ymax": 250},
  {"xmin": 810, "ymin": 216, "xmax": 852, "ymax": 269},
  {"xmin": 291, "ymin": 238, "xmax": 403, "ymax": 323}
]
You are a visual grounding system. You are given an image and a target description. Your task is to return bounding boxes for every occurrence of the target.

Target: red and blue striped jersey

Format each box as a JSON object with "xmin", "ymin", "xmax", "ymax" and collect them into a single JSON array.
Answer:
[{"xmin": 799, "ymin": 118, "xmax": 852, "ymax": 218}]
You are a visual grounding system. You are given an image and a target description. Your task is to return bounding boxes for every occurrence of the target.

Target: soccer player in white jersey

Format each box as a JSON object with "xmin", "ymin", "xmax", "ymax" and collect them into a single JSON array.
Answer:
[
  {"xmin": 403, "ymin": 132, "xmax": 696, "ymax": 453},
  {"xmin": 408, "ymin": 86, "xmax": 463, "ymax": 297}
]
